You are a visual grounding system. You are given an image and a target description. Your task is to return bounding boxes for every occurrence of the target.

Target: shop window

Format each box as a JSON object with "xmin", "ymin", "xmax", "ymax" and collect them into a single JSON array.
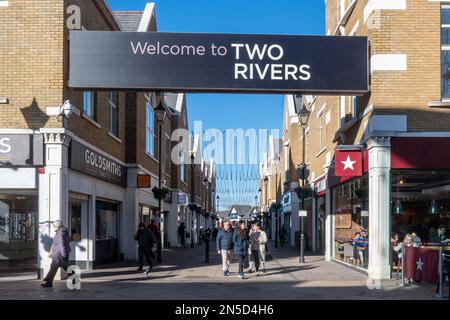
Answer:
[
  {"xmin": 333, "ymin": 176, "xmax": 369, "ymax": 269},
  {"xmin": 146, "ymin": 98, "xmax": 155, "ymax": 156},
  {"xmin": 165, "ymin": 136, "xmax": 171, "ymax": 176},
  {"xmin": 108, "ymin": 91, "xmax": 119, "ymax": 137},
  {"xmin": 83, "ymin": 91, "xmax": 97, "ymax": 121},
  {"xmin": 441, "ymin": 5, "xmax": 450, "ymax": 99},
  {"xmin": 69, "ymin": 201, "xmax": 82, "ymax": 242},
  {"xmin": 180, "ymin": 147, "xmax": 186, "ymax": 182},
  {"xmin": 319, "ymin": 114, "xmax": 324, "ymax": 150}
]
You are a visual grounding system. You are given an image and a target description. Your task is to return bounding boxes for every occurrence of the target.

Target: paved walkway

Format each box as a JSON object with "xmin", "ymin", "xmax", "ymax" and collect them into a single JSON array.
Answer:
[{"xmin": 0, "ymin": 242, "xmax": 446, "ymax": 300}]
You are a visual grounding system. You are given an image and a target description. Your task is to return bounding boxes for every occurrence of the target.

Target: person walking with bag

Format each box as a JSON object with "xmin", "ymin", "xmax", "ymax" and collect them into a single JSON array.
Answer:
[
  {"xmin": 216, "ymin": 220, "xmax": 234, "ymax": 276},
  {"xmin": 257, "ymin": 223, "xmax": 268, "ymax": 273},
  {"xmin": 233, "ymin": 221, "xmax": 249, "ymax": 279},
  {"xmin": 41, "ymin": 220, "xmax": 71, "ymax": 288},
  {"xmin": 249, "ymin": 223, "xmax": 261, "ymax": 276},
  {"xmin": 135, "ymin": 223, "xmax": 154, "ymax": 272}
]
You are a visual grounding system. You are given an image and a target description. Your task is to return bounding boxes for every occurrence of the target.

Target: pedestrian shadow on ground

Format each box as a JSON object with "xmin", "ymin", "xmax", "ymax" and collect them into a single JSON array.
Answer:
[{"xmin": 262, "ymin": 265, "xmax": 318, "ymax": 276}]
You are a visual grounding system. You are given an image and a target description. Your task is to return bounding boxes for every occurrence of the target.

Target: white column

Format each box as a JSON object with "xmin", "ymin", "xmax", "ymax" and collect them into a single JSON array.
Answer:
[
  {"xmin": 325, "ymin": 188, "xmax": 332, "ymax": 261},
  {"xmin": 167, "ymin": 191, "xmax": 179, "ymax": 247},
  {"xmin": 38, "ymin": 133, "xmax": 71, "ymax": 278},
  {"xmin": 123, "ymin": 167, "xmax": 139, "ymax": 261},
  {"xmin": 367, "ymin": 137, "xmax": 391, "ymax": 280}
]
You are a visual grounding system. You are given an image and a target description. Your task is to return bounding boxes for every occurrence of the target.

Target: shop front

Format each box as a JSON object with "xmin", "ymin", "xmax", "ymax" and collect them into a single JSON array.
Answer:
[
  {"xmin": 68, "ymin": 139, "xmax": 126, "ymax": 268},
  {"xmin": 0, "ymin": 133, "xmax": 43, "ymax": 273},
  {"xmin": 312, "ymin": 175, "xmax": 327, "ymax": 253},
  {"xmin": 324, "ymin": 137, "xmax": 450, "ymax": 279}
]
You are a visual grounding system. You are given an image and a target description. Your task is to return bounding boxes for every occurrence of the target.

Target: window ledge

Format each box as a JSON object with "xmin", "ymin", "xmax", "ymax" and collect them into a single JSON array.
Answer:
[
  {"xmin": 144, "ymin": 151, "xmax": 159, "ymax": 163},
  {"xmin": 428, "ymin": 101, "xmax": 450, "ymax": 108},
  {"xmin": 108, "ymin": 132, "xmax": 122, "ymax": 144},
  {"xmin": 82, "ymin": 114, "xmax": 101, "ymax": 128},
  {"xmin": 332, "ymin": 117, "xmax": 359, "ymax": 142},
  {"xmin": 316, "ymin": 147, "xmax": 327, "ymax": 158}
]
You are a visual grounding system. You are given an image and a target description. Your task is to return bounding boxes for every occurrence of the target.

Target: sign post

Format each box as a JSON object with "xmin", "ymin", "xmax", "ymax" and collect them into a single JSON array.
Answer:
[{"xmin": 69, "ymin": 31, "xmax": 368, "ymax": 95}]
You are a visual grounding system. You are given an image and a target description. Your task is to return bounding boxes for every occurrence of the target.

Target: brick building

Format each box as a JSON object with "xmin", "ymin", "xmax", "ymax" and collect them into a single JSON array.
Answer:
[
  {"xmin": 0, "ymin": 1, "xmax": 215, "ymax": 276},
  {"xmin": 262, "ymin": 0, "xmax": 450, "ymax": 280}
]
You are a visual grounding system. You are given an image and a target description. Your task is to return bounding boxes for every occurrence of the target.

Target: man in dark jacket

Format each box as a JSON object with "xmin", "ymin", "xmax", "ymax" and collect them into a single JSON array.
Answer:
[
  {"xmin": 178, "ymin": 222, "xmax": 186, "ymax": 248},
  {"xmin": 41, "ymin": 220, "xmax": 71, "ymax": 288},
  {"xmin": 216, "ymin": 220, "xmax": 234, "ymax": 276},
  {"xmin": 135, "ymin": 223, "xmax": 154, "ymax": 272}
]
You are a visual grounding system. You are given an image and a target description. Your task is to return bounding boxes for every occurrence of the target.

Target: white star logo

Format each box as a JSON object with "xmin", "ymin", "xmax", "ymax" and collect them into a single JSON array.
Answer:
[
  {"xmin": 416, "ymin": 257, "xmax": 424, "ymax": 271},
  {"xmin": 341, "ymin": 155, "xmax": 356, "ymax": 171}
]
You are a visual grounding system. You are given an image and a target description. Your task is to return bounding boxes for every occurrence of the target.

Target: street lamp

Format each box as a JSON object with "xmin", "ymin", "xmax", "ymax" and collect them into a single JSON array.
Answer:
[
  {"xmin": 294, "ymin": 94, "xmax": 311, "ymax": 264},
  {"xmin": 155, "ymin": 95, "xmax": 167, "ymax": 263},
  {"xmin": 216, "ymin": 195, "xmax": 220, "ymax": 213},
  {"xmin": 190, "ymin": 153, "xmax": 195, "ymax": 248},
  {"xmin": 263, "ymin": 176, "xmax": 269, "ymax": 230}
]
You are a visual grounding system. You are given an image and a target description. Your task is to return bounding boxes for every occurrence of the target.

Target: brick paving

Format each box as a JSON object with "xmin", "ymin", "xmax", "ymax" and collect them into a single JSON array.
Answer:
[{"xmin": 0, "ymin": 242, "xmax": 447, "ymax": 300}]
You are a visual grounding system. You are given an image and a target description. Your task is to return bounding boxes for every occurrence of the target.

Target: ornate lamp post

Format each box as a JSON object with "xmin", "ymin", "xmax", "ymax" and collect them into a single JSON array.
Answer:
[
  {"xmin": 294, "ymin": 95, "xmax": 311, "ymax": 264},
  {"xmin": 154, "ymin": 96, "xmax": 167, "ymax": 263},
  {"xmin": 190, "ymin": 153, "xmax": 195, "ymax": 248}
]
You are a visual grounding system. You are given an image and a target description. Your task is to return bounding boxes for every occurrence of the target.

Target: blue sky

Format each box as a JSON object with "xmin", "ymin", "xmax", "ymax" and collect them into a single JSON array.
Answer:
[{"xmin": 106, "ymin": 0, "xmax": 325, "ymax": 208}]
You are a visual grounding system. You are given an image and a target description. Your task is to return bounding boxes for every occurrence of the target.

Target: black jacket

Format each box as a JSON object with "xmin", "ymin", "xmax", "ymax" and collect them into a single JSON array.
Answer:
[{"xmin": 135, "ymin": 227, "xmax": 154, "ymax": 248}]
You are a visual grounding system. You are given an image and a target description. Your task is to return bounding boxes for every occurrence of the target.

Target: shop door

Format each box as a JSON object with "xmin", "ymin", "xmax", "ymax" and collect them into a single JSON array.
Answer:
[
  {"xmin": 95, "ymin": 201, "xmax": 119, "ymax": 267},
  {"xmin": 0, "ymin": 193, "xmax": 38, "ymax": 272}
]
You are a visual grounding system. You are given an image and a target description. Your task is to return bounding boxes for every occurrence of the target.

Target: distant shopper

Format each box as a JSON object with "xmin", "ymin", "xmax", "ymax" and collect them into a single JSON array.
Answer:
[
  {"xmin": 148, "ymin": 219, "xmax": 162, "ymax": 262},
  {"xmin": 41, "ymin": 220, "xmax": 71, "ymax": 288},
  {"xmin": 249, "ymin": 223, "xmax": 261, "ymax": 275},
  {"xmin": 411, "ymin": 232, "xmax": 422, "ymax": 247},
  {"xmin": 280, "ymin": 224, "xmax": 287, "ymax": 246},
  {"xmin": 178, "ymin": 222, "xmax": 186, "ymax": 248},
  {"xmin": 233, "ymin": 220, "xmax": 249, "ymax": 279},
  {"xmin": 216, "ymin": 220, "xmax": 234, "ymax": 276},
  {"xmin": 430, "ymin": 225, "xmax": 450, "ymax": 244},
  {"xmin": 134, "ymin": 223, "xmax": 154, "ymax": 272},
  {"xmin": 257, "ymin": 223, "xmax": 268, "ymax": 273}
]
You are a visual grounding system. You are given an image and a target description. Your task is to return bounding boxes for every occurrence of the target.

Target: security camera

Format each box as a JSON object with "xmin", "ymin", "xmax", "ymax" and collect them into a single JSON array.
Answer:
[{"xmin": 60, "ymin": 100, "xmax": 74, "ymax": 119}]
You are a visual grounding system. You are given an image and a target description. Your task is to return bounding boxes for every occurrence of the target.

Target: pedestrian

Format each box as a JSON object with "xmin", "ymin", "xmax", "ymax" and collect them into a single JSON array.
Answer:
[
  {"xmin": 199, "ymin": 226, "xmax": 204, "ymax": 245},
  {"xmin": 178, "ymin": 222, "xmax": 186, "ymax": 248},
  {"xmin": 257, "ymin": 223, "xmax": 268, "ymax": 273},
  {"xmin": 41, "ymin": 220, "xmax": 72, "ymax": 288},
  {"xmin": 280, "ymin": 224, "xmax": 287, "ymax": 246},
  {"xmin": 216, "ymin": 220, "xmax": 234, "ymax": 276},
  {"xmin": 249, "ymin": 223, "xmax": 261, "ymax": 275},
  {"xmin": 134, "ymin": 222, "xmax": 154, "ymax": 272},
  {"xmin": 233, "ymin": 220, "xmax": 249, "ymax": 279},
  {"xmin": 148, "ymin": 218, "xmax": 162, "ymax": 262}
]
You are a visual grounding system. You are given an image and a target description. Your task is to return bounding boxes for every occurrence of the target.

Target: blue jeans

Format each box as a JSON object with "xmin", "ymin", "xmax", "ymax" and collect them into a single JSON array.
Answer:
[{"xmin": 237, "ymin": 254, "xmax": 245, "ymax": 276}]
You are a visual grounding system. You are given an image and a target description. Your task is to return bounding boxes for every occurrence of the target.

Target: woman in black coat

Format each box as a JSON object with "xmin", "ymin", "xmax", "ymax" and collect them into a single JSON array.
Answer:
[{"xmin": 232, "ymin": 221, "xmax": 249, "ymax": 279}]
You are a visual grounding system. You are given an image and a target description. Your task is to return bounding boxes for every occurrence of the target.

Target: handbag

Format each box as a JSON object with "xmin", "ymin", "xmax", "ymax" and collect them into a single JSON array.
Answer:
[{"xmin": 185, "ymin": 232, "xmax": 190, "ymax": 239}]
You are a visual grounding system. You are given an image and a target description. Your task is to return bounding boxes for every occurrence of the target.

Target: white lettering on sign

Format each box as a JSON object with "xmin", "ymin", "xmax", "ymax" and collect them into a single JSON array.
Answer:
[
  {"xmin": 129, "ymin": 40, "xmax": 311, "ymax": 83},
  {"xmin": 130, "ymin": 41, "xmax": 206, "ymax": 56},
  {"xmin": 231, "ymin": 43, "xmax": 311, "ymax": 81},
  {"xmin": 0, "ymin": 138, "xmax": 11, "ymax": 154},
  {"xmin": 84, "ymin": 149, "xmax": 121, "ymax": 177}
]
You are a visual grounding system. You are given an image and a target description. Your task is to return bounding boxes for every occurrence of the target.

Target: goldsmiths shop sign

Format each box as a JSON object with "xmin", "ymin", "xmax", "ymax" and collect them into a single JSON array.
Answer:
[
  {"xmin": 70, "ymin": 140, "xmax": 127, "ymax": 187},
  {"xmin": 69, "ymin": 31, "xmax": 368, "ymax": 94}
]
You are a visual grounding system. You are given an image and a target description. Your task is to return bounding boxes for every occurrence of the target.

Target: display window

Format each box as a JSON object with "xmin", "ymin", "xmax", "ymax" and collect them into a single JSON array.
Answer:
[{"xmin": 333, "ymin": 175, "xmax": 369, "ymax": 269}]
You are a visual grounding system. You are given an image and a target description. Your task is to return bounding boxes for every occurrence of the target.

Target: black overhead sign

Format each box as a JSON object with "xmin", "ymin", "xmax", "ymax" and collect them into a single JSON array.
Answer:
[
  {"xmin": 70, "ymin": 140, "xmax": 127, "ymax": 187},
  {"xmin": 69, "ymin": 31, "xmax": 368, "ymax": 94}
]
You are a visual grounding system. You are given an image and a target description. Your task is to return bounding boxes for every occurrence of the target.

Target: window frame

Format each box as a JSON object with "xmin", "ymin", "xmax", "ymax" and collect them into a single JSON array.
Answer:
[
  {"xmin": 145, "ymin": 96, "xmax": 156, "ymax": 156},
  {"xmin": 83, "ymin": 91, "xmax": 97, "ymax": 121},
  {"xmin": 441, "ymin": 5, "xmax": 450, "ymax": 100},
  {"xmin": 108, "ymin": 91, "xmax": 119, "ymax": 137}
]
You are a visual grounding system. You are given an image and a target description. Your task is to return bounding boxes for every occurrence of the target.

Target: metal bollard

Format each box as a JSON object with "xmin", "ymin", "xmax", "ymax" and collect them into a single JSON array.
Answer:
[{"xmin": 400, "ymin": 245, "xmax": 409, "ymax": 287}]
